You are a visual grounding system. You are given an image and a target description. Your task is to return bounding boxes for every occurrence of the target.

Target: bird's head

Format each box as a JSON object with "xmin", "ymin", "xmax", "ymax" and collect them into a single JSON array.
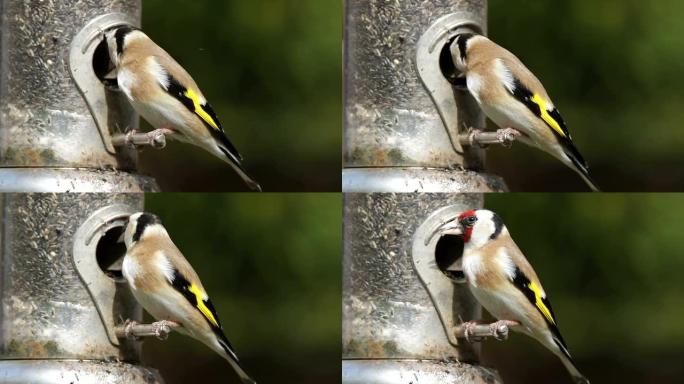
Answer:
[
  {"xmin": 429, "ymin": 209, "xmax": 506, "ymax": 248},
  {"xmin": 449, "ymin": 33, "xmax": 477, "ymax": 72},
  {"xmin": 104, "ymin": 25, "xmax": 139, "ymax": 67},
  {"xmin": 123, "ymin": 212, "xmax": 163, "ymax": 248}
]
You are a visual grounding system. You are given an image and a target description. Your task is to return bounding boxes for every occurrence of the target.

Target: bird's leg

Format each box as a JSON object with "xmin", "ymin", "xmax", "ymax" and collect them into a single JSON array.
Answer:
[
  {"xmin": 151, "ymin": 320, "xmax": 181, "ymax": 340},
  {"xmin": 157, "ymin": 127, "xmax": 176, "ymax": 136},
  {"xmin": 498, "ymin": 128, "xmax": 523, "ymax": 148},
  {"xmin": 488, "ymin": 319, "xmax": 520, "ymax": 341},
  {"xmin": 458, "ymin": 320, "xmax": 487, "ymax": 343},
  {"xmin": 142, "ymin": 128, "xmax": 171, "ymax": 149}
]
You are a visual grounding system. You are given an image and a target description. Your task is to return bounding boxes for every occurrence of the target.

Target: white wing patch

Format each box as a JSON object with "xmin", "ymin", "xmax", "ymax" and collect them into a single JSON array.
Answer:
[
  {"xmin": 154, "ymin": 250, "xmax": 175, "ymax": 283},
  {"xmin": 148, "ymin": 57, "xmax": 169, "ymax": 89},
  {"xmin": 121, "ymin": 255, "xmax": 139, "ymax": 285},
  {"xmin": 494, "ymin": 247, "xmax": 517, "ymax": 279},
  {"xmin": 116, "ymin": 68, "xmax": 136, "ymax": 101},
  {"xmin": 466, "ymin": 73, "xmax": 484, "ymax": 103},
  {"xmin": 494, "ymin": 59, "xmax": 515, "ymax": 94}
]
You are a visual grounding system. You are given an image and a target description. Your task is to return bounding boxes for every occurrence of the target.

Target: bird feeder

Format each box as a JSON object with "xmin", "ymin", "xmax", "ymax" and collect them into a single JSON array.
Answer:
[
  {"xmin": 343, "ymin": 0, "xmax": 508, "ymax": 193},
  {"xmin": 343, "ymin": 193, "xmax": 503, "ymax": 383},
  {"xmin": 0, "ymin": 0, "xmax": 157, "ymax": 192}
]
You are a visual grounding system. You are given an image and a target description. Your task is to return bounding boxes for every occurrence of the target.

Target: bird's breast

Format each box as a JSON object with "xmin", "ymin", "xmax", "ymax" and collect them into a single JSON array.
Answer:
[{"xmin": 462, "ymin": 251, "xmax": 484, "ymax": 287}]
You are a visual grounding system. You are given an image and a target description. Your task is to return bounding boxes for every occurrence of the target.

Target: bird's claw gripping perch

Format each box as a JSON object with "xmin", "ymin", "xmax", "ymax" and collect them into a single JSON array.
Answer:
[
  {"xmin": 455, "ymin": 319, "xmax": 519, "ymax": 342},
  {"xmin": 115, "ymin": 319, "xmax": 180, "ymax": 341},
  {"xmin": 459, "ymin": 127, "xmax": 522, "ymax": 148},
  {"xmin": 111, "ymin": 128, "xmax": 169, "ymax": 150}
]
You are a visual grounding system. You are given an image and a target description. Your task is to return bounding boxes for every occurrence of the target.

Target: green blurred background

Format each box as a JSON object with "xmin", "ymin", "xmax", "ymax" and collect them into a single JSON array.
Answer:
[
  {"xmin": 138, "ymin": 0, "xmax": 341, "ymax": 191},
  {"xmin": 142, "ymin": 194, "xmax": 341, "ymax": 383},
  {"xmin": 486, "ymin": 0, "xmax": 684, "ymax": 191},
  {"xmin": 481, "ymin": 194, "xmax": 684, "ymax": 383}
]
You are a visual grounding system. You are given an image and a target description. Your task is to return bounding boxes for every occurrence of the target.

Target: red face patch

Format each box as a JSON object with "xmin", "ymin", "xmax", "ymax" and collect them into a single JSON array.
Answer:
[
  {"xmin": 458, "ymin": 210, "xmax": 477, "ymax": 221},
  {"xmin": 458, "ymin": 210, "xmax": 477, "ymax": 243},
  {"xmin": 463, "ymin": 227, "xmax": 474, "ymax": 243}
]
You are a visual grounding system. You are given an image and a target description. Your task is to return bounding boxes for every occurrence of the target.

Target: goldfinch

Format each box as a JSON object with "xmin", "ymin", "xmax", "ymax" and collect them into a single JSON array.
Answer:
[
  {"xmin": 450, "ymin": 34, "xmax": 599, "ymax": 191},
  {"xmin": 430, "ymin": 209, "xmax": 589, "ymax": 384},
  {"xmin": 122, "ymin": 212, "xmax": 256, "ymax": 384},
  {"xmin": 104, "ymin": 26, "xmax": 261, "ymax": 191}
]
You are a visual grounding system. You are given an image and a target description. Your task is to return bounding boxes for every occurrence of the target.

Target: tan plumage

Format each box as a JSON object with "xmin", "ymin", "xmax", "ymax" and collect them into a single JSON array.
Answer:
[
  {"xmin": 450, "ymin": 34, "xmax": 599, "ymax": 191},
  {"xmin": 122, "ymin": 212, "xmax": 256, "ymax": 384},
  {"xmin": 105, "ymin": 27, "xmax": 261, "ymax": 191},
  {"xmin": 432, "ymin": 209, "xmax": 589, "ymax": 384}
]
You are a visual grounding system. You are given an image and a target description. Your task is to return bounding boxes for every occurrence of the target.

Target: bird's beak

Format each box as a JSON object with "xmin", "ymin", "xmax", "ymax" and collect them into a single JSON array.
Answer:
[{"xmin": 425, "ymin": 218, "xmax": 463, "ymax": 246}]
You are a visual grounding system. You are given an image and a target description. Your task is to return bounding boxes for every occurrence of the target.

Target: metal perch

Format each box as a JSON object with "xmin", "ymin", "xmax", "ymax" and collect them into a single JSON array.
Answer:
[
  {"xmin": 116, "ymin": 320, "xmax": 181, "ymax": 341},
  {"xmin": 454, "ymin": 320, "xmax": 520, "ymax": 342},
  {"xmin": 459, "ymin": 128, "xmax": 522, "ymax": 148},
  {"xmin": 111, "ymin": 129, "xmax": 168, "ymax": 149}
]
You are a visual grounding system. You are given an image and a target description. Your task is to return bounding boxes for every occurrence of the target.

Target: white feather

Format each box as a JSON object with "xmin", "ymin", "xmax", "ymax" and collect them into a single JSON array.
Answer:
[
  {"xmin": 121, "ymin": 255, "xmax": 140, "ymax": 286},
  {"xmin": 153, "ymin": 250, "xmax": 175, "ymax": 282},
  {"xmin": 494, "ymin": 59, "xmax": 515, "ymax": 94},
  {"xmin": 116, "ymin": 68, "xmax": 136, "ymax": 101},
  {"xmin": 466, "ymin": 73, "xmax": 484, "ymax": 104},
  {"xmin": 462, "ymin": 251, "xmax": 484, "ymax": 287},
  {"xmin": 494, "ymin": 247, "xmax": 517, "ymax": 280},
  {"xmin": 148, "ymin": 57, "xmax": 170, "ymax": 89}
]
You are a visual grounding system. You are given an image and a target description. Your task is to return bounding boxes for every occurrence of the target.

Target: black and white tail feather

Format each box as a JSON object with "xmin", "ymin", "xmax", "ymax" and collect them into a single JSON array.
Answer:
[{"xmin": 216, "ymin": 334, "xmax": 257, "ymax": 384}]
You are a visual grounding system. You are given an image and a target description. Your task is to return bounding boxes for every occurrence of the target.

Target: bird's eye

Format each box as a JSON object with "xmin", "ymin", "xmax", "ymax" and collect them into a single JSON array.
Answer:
[{"xmin": 461, "ymin": 215, "xmax": 478, "ymax": 226}]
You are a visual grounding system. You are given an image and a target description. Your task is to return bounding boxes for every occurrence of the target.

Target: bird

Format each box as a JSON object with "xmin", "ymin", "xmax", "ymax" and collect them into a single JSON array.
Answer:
[
  {"xmin": 121, "ymin": 212, "xmax": 257, "ymax": 384},
  {"xmin": 449, "ymin": 33, "xmax": 599, "ymax": 191},
  {"xmin": 429, "ymin": 209, "xmax": 589, "ymax": 384},
  {"xmin": 104, "ymin": 26, "xmax": 261, "ymax": 191}
]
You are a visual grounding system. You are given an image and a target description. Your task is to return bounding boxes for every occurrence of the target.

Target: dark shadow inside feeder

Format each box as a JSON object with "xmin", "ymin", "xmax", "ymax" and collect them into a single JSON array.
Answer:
[
  {"xmin": 96, "ymin": 226, "xmax": 126, "ymax": 282},
  {"xmin": 93, "ymin": 37, "xmax": 118, "ymax": 89},
  {"xmin": 439, "ymin": 36, "xmax": 467, "ymax": 89},
  {"xmin": 435, "ymin": 234, "xmax": 465, "ymax": 282}
]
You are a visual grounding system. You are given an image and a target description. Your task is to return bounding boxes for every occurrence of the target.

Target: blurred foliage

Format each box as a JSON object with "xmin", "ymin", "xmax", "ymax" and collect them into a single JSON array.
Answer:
[
  {"xmin": 482, "ymin": 194, "xmax": 684, "ymax": 383},
  {"xmin": 138, "ymin": 0, "xmax": 341, "ymax": 191},
  {"xmin": 142, "ymin": 194, "xmax": 341, "ymax": 383},
  {"xmin": 486, "ymin": 0, "xmax": 684, "ymax": 191}
]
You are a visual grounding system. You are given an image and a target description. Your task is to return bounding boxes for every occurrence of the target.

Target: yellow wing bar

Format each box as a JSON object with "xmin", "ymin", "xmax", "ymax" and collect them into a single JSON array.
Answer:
[
  {"xmin": 528, "ymin": 280, "xmax": 556, "ymax": 325},
  {"xmin": 184, "ymin": 88, "xmax": 220, "ymax": 131},
  {"xmin": 530, "ymin": 94, "xmax": 566, "ymax": 138},
  {"xmin": 531, "ymin": 93, "xmax": 567, "ymax": 137},
  {"xmin": 188, "ymin": 283, "xmax": 220, "ymax": 328}
]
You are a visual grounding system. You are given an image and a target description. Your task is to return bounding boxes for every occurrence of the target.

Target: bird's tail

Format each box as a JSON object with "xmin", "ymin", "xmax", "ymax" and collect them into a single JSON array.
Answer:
[
  {"xmin": 215, "ymin": 337, "xmax": 258, "ymax": 384},
  {"xmin": 551, "ymin": 337, "xmax": 590, "ymax": 384},
  {"xmin": 558, "ymin": 353, "xmax": 590, "ymax": 384},
  {"xmin": 570, "ymin": 162, "xmax": 600, "ymax": 192},
  {"xmin": 559, "ymin": 145, "xmax": 600, "ymax": 192},
  {"xmin": 215, "ymin": 146, "xmax": 262, "ymax": 192}
]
